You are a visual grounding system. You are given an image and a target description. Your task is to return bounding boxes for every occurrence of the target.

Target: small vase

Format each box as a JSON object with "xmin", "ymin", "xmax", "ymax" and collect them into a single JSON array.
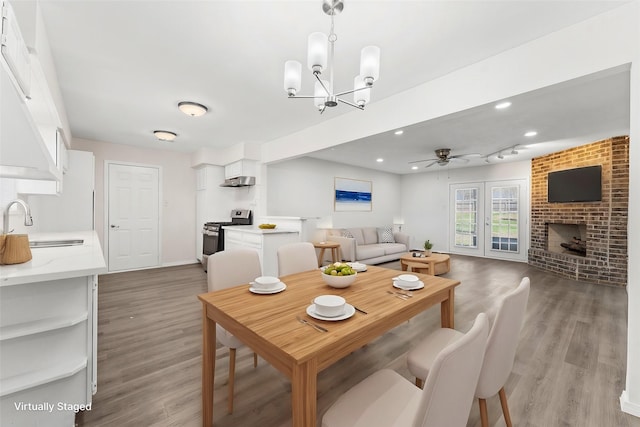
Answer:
[{"xmin": 423, "ymin": 249, "xmax": 432, "ymax": 257}]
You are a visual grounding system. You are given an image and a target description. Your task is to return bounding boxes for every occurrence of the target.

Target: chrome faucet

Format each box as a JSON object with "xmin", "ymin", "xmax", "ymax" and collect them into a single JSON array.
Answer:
[{"xmin": 3, "ymin": 199, "xmax": 34, "ymax": 234}]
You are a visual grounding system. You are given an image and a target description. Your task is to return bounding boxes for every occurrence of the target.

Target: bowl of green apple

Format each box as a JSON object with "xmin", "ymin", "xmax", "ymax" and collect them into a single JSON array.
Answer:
[{"xmin": 321, "ymin": 262, "xmax": 358, "ymax": 288}]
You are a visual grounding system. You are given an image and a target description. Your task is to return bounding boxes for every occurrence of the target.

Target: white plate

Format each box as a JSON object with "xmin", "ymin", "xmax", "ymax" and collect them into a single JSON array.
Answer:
[
  {"xmin": 249, "ymin": 282, "xmax": 287, "ymax": 294},
  {"xmin": 393, "ymin": 281, "xmax": 424, "ymax": 291},
  {"xmin": 346, "ymin": 262, "xmax": 367, "ymax": 272},
  {"xmin": 306, "ymin": 303, "xmax": 356, "ymax": 321}
]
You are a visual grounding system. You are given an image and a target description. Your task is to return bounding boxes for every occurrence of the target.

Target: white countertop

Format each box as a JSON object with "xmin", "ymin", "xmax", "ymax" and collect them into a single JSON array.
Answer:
[
  {"xmin": 222, "ymin": 225, "xmax": 299, "ymax": 235},
  {"xmin": 0, "ymin": 230, "xmax": 107, "ymax": 287}
]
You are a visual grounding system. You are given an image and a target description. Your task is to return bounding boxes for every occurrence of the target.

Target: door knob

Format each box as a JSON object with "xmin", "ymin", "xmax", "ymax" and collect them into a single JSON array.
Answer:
[{"xmin": 110, "ymin": 224, "xmax": 119, "ymax": 229}]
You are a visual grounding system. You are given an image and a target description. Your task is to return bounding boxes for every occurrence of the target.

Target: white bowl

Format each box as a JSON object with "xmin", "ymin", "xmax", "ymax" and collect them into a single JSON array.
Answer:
[
  {"xmin": 397, "ymin": 274, "xmax": 419, "ymax": 282},
  {"xmin": 321, "ymin": 271, "xmax": 357, "ymax": 288},
  {"xmin": 253, "ymin": 276, "xmax": 281, "ymax": 290},
  {"xmin": 313, "ymin": 295, "xmax": 346, "ymax": 317}
]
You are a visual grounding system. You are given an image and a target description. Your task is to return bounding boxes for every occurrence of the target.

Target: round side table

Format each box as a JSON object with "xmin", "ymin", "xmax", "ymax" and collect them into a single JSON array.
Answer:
[{"xmin": 313, "ymin": 241, "xmax": 340, "ymax": 267}]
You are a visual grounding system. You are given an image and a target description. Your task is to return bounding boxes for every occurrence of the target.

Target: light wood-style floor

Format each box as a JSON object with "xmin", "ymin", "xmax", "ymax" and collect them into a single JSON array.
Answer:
[{"xmin": 79, "ymin": 255, "xmax": 639, "ymax": 427}]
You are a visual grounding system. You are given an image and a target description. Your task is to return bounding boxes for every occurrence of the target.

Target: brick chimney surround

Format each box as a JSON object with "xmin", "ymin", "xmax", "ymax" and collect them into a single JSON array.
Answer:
[{"xmin": 528, "ymin": 136, "xmax": 629, "ymax": 286}]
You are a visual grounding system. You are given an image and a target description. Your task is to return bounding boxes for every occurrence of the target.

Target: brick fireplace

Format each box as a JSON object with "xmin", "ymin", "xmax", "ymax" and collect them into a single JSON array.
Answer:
[{"xmin": 528, "ymin": 136, "xmax": 629, "ymax": 286}]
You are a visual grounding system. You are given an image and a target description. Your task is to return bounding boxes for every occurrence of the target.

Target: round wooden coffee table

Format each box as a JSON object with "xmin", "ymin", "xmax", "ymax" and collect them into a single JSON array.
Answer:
[{"xmin": 400, "ymin": 252, "xmax": 451, "ymax": 275}]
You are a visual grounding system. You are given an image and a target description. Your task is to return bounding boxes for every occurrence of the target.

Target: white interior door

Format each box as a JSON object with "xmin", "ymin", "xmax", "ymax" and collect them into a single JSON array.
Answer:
[
  {"xmin": 107, "ymin": 163, "xmax": 160, "ymax": 271},
  {"xmin": 449, "ymin": 180, "xmax": 528, "ymax": 261}
]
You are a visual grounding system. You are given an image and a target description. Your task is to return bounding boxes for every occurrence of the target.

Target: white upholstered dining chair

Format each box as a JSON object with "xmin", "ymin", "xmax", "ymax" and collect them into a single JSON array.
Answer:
[
  {"xmin": 277, "ymin": 242, "xmax": 318, "ymax": 276},
  {"xmin": 407, "ymin": 277, "xmax": 530, "ymax": 427},
  {"xmin": 321, "ymin": 313, "xmax": 489, "ymax": 427},
  {"xmin": 207, "ymin": 248, "xmax": 262, "ymax": 414}
]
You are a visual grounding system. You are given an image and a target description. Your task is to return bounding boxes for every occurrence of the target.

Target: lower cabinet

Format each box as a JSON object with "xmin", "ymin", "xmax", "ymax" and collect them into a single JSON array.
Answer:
[
  {"xmin": 0, "ymin": 275, "xmax": 97, "ymax": 426},
  {"xmin": 224, "ymin": 229, "xmax": 300, "ymax": 276}
]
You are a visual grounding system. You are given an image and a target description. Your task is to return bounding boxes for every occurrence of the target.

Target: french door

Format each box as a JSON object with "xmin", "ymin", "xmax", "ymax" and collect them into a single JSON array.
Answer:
[{"xmin": 449, "ymin": 180, "xmax": 528, "ymax": 261}]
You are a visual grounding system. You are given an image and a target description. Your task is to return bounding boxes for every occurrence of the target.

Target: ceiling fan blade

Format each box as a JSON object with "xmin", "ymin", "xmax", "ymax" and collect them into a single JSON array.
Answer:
[
  {"xmin": 424, "ymin": 161, "xmax": 439, "ymax": 168},
  {"xmin": 408, "ymin": 158, "xmax": 438, "ymax": 164},
  {"xmin": 451, "ymin": 153, "xmax": 482, "ymax": 159},
  {"xmin": 449, "ymin": 157, "xmax": 470, "ymax": 163}
]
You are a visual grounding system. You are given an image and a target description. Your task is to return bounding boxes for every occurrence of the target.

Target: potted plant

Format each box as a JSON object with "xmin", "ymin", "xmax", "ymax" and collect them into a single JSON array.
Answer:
[{"xmin": 423, "ymin": 240, "xmax": 433, "ymax": 256}]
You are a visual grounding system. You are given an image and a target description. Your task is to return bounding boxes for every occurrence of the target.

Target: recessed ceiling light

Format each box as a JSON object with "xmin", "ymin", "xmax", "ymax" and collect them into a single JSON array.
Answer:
[
  {"xmin": 178, "ymin": 101, "xmax": 208, "ymax": 117},
  {"xmin": 153, "ymin": 130, "xmax": 177, "ymax": 141},
  {"xmin": 376, "ymin": 158, "xmax": 384, "ymax": 162},
  {"xmin": 524, "ymin": 131, "xmax": 538, "ymax": 137},
  {"xmin": 394, "ymin": 130, "xmax": 404, "ymax": 135},
  {"xmin": 495, "ymin": 101, "xmax": 511, "ymax": 110},
  {"xmin": 411, "ymin": 165, "xmax": 418, "ymax": 170}
]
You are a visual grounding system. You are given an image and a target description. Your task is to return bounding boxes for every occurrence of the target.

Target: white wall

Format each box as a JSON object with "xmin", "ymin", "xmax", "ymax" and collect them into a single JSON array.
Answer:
[
  {"xmin": 399, "ymin": 161, "xmax": 531, "ymax": 254},
  {"xmin": 266, "ymin": 157, "xmax": 402, "ymax": 231},
  {"xmin": 73, "ymin": 138, "xmax": 197, "ymax": 267}
]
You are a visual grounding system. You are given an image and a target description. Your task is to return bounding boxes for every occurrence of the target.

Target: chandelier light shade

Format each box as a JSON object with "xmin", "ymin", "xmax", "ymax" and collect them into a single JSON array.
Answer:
[
  {"xmin": 360, "ymin": 46, "xmax": 380, "ymax": 84},
  {"xmin": 284, "ymin": 0, "xmax": 380, "ymax": 113},
  {"xmin": 307, "ymin": 32, "xmax": 328, "ymax": 73},
  {"xmin": 178, "ymin": 101, "xmax": 208, "ymax": 117},
  {"xmin": 153, "ymin": 130, "xmax": 177, "ymax": 141},
  {"xmin": 284, "ymin": 60, "xmax": 302, "ymax": 96}
]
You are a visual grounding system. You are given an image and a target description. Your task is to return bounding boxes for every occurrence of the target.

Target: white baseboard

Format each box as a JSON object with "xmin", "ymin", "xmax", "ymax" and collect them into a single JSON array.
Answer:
[
  {"xmin": 621, "ymin": 390, "xmax": 640, "ymax": 418},
  {"xmin": 162, "ymin": 259, "xmax": 200, "ymax": 268}
]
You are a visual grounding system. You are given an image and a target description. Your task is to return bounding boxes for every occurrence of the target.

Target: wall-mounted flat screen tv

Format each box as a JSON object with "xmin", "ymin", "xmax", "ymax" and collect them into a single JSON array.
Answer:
[{"xmin": 547, "ymin": 165, "xmax": 602, "ymax": 203}]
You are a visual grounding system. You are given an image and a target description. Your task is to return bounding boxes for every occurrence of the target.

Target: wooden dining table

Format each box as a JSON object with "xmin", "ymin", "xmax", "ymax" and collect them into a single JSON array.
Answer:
[{"xmin": 198, "ymin": 265, "xmax": 460, "ymax": 427}]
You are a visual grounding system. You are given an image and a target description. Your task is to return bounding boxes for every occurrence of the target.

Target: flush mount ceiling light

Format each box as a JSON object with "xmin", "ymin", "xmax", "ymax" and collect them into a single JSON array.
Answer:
[
  {"xmin": 524, "ymin": 130, "xmax": 538, "ymax": 137},
  {"xmin": 394, "ymin": 130, "xmax": 404, "ymax": 135},
  {"xmin": 153, "ymin": 130, "xmax": 177, "ymax": 142},
  {"xmin": 178, "ymin": 101, "xmax": 208, "ymax": 117},
  {"xmin": 283, "ymin": 0, "xmax": 380, "ymax": 113}
]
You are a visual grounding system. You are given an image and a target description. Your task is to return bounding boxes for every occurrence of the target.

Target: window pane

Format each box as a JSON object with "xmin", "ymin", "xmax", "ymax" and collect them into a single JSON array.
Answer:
[
  {"xmin": 490, "ymin": 186, "xmax": 519, "ymax": 253},
  {"xmin": 455, "ymin": 188, "xmax": 478, "ymax": 248}
]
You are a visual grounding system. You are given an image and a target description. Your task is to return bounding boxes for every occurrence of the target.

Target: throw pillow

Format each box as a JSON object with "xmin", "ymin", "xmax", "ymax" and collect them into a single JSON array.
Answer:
[
  {"xmin": 341, "ymin": 229, "xmax": 354, "ymax": 238},
  {"xmin": 377, "ymin": 226, "xmax": 395, "ymax": 243}
]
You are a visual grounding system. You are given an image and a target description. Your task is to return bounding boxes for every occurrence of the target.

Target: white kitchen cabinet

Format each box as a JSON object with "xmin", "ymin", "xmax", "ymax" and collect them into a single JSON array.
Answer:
[
  {"xmin": 0, "ymin": 1, "xmax": 67, "ymax": 182},
  {"xmin": 0, "ymin": 231, "xmax": 105, "ymax": 427},
  {"xmin": 223, "ymin": 226, "xmax": 300, "ymax": 276},
  {"xmin": 224, "ymin": 160, "xmax": 256, "ymax": 179}
]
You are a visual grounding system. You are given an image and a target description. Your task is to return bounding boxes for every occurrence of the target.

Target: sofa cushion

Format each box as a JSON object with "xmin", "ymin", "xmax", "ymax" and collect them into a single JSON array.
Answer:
[
  {"xmin": 362, "ymin": 227, "xmax": 378, "ymax": 245},
  {"xmin": 382, "ymin": 243, "xmax": 407, "ymax": 255},
  {"xmin": 356, "ymin": 245, "xmax": 385, "ymax": 260},
  {"xmin": 327, "ymin": 229, "xmax": 342, "ymax": 237},
  {"xmin": 377, "ymin": 226, "xmax": 395, "ymax": 243},
  {"xmin": 347, "ymin": 228, "xmax": 365, "ymax": 245}
]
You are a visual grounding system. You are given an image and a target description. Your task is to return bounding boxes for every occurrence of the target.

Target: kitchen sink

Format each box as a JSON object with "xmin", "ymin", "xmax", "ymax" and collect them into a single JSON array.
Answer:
[{"xmin": 29, "ymin": 239, "xmax": 84, "ymax": 248}]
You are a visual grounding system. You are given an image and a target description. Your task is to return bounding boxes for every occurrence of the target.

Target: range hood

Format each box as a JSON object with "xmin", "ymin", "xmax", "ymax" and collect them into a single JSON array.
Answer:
[{"xmin": 220, "ymin": 176, "xmax": 255, "ymax": 187}]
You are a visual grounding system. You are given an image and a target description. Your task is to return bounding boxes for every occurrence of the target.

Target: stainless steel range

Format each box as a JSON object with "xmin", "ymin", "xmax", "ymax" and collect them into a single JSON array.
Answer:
[{"xmin": 201, "ymin": 209, "xmax": 252, "ymax": 271}]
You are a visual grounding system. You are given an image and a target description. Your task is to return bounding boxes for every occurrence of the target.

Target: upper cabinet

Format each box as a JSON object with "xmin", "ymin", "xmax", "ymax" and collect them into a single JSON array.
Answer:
[
  {"xmin": 224, "ymin": 160, "xmax": 256, "ymax": 179},
  {"xmin": 0, "ymin": 1, "xmax": 68, "ymax": 182}
]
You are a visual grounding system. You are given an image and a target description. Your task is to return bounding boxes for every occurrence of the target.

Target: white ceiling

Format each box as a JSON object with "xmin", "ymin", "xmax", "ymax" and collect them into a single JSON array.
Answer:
[{"xmin": 33, "ymin": 0, "xmax": 631, "ymax": 174}]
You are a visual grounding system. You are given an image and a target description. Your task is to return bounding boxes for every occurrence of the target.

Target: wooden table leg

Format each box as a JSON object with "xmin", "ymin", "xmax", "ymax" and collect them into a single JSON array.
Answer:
[
  {"xmin": 202, "ymin": 305, "xmax": 216, "ymax": 427},
  {"xmin": 401, "ymin": 260, "xmax": 408, "ymax": 271},
  {"xmin": 317, "ymin": 248, "xmax": 326, "ymax": 267},
  {"xmin": 332, "ymin": 247, "xmax": 339, "ymax": 263},
  {"xmin": 291, "ymin": 359, "xmax": 318, "ymax": 427},
  {"xmin": 440, "ymin": 288, "xmax": 455, "ymax": 328}
]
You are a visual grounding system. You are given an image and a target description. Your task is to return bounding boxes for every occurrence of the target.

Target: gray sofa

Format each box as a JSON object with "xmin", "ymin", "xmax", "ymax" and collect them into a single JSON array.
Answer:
[{"xmin": 325, "ymin": 227, "xmax": 410, "ymax": 265}]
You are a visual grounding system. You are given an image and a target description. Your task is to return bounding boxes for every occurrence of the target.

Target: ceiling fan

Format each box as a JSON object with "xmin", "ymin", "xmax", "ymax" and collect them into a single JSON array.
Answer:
[{"xmin": 409, "ymin": 148, "xmax": 482, "ymax": 168}]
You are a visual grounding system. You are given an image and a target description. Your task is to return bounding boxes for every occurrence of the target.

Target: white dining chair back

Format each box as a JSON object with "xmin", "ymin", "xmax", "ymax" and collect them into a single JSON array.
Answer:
[
  {"xmin": 277, "ymin": 242, "xmax": 318, "ymax": 276},
  {"xmin": 207, "ymin": 248, "xmax": 262, "ymax": 414},
  {"xmin": 407, "ymin": 277, "xmax": 530, "ymax": 427},
  {"xmin": 321, "ymin": 313, "xmax": 489, "ymax": 427},
  {"xmin": 474, "ymin": 277, "xmax": 530, "ymax": 425},
  {"xmin": 207, "ymin": 248, "xmax": 262, "ymax": 292},
  {"xmin": 412, "ymin": 312, "xmax": 489, "ymax": 427}
]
